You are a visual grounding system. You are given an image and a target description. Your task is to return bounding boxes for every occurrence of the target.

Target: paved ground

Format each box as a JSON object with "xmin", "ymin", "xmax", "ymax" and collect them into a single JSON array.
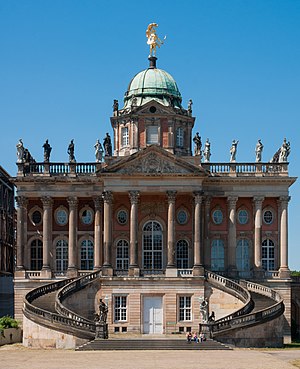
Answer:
[{"xmin": 1, "ymin": 345, "xmax": 300, "ymax": 369}]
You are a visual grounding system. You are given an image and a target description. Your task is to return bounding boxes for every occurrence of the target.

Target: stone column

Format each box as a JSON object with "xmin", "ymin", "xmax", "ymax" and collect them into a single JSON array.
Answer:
[
  {"xmin": 227, "ymin": 196, "xmax": 238, "ymax": 274},
  {"xmin": 41, "ymin": 196, "xmax": 53, "ymax": 277},
  {"xmin": 67, "ymin": 197, "xmax": 78, "ymax": 277},
  {"xmin": 204, "ymin": 196, "xmax": 211, "ymax": 267},
  {"xmin": 166, "ymin": 191, "xmax": 176, "ymax": 275},
  {"xmin": 15, "ymin": 196, "xmax": 28, "ymax": 273},
  {"xmin": 253, "ymin": 196, "xmax": 264, "ymax": 272},
  {"xmin": 193, "ymin": 191, "xmax": 204, "ymax": 276},
  {"xmin": 102, "ymin": 191, "xmax": 113, "ymax": 275},
  {"xmin": 93, "ymin": 196, "xmax": 102, "ymax": 270},
  {"xmin": 279, "ymin": 196, "xmax": 290, "ymax": 278},
  {"xmin": 129, "ymin": 190, "xmax": 140, "ymax": 276}
]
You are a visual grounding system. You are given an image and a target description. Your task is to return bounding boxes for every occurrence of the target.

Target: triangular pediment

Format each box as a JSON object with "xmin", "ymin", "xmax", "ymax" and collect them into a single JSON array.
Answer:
[
  {"xmin": 103, "ymin": 146, "xmax": 207, "ymax": 175},
  {"xmin": 136, "ymin": 100, "xmax": 175, "ymax": 115}
]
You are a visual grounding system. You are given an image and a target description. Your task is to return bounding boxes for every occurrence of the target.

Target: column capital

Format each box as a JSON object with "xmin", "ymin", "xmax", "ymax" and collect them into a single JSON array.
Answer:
[
  {"xmin": 15, "ymin": 195, "xmax": 28, "ymax": 208},
  {"xmin": 67, "ymin": 196, "xmax": 78, "ymax": 208},
  {"xmin": 129, "ymin": 190, "xmax": 140, "ymax": 205},
  {"xmin": 193, "ymin": 191, "xmax": 203, "ymax": 204},
  {"xmin": 253, "ymin": 196, "xmax": 264, "ymax": 208},
  {"xmin": 204, "ymin": 195, "xmax": 212, "ymax": 208},
  {"xmin": 227, "ymin": 195, "xmax": 238, "ymax": 208},
  {"xmin": 41, "ymin": 196, "xmax": 53, "ymax": 207},
  {"xmin": 102, "ymin": 191, "xmax": 113, "ymax": 204},
  {"xmin": 93, "ymin": 196, "xmax": 103, "ymax": 209},
  {"xmin": 279, "ymin": 195, "xmax": 291, "ymax": 205},
  {"xmin": 166, "ymin": 190, "xmax": 177, "ymax": 203}
]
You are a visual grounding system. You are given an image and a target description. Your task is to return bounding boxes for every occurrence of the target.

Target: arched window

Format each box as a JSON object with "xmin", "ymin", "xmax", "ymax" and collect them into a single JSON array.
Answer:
[
  {"xmin": 176, "ymin": 240, "xmax": 189, "ymax": 269},
  {"xmin": 211, "ymin": 239, "xmax": 224, "ymax": 271},
  {"xmin": 143, "ymin": 221, "xmax": 163, "ymax": 270},
  {"xmin": 176, "ymin": 127, "xmax": 184, "ymax": 147},
  {"xmin": 116, "ymin": 239, "xmax": 129, "ymax": 270},
  {"xmin": 236, "ymin": 239, "xmax": 250, "ymax": 272},
  {"xmin": 262, "ymin": 239, "xmax": 275, "ymax": 271},
  {"xmin": 30, "ymin": 239, "xmax": 43, "ymax": 270},
  {"xmin": 56, "ymin": 239, "xmax": 68, "ymax": 272},
  {"xmin": 80, "ymin": 240, "xmax": 94, "ymax": 270}
]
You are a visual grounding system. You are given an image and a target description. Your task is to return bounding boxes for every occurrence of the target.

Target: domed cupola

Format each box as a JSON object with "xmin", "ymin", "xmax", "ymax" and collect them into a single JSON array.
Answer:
[{"xmin": 123, "ymin": 57, "xmax": 183, "ymax": 110}]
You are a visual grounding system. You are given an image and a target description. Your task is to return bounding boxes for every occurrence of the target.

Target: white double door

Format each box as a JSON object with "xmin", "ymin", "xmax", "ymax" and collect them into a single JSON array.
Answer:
[{"xmin": 143, "ymin": 296, "xmax": 163, "ymax": 334}]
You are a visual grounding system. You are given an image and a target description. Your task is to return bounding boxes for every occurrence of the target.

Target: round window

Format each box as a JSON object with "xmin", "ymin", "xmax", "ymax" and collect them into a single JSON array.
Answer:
[
  {"xmin": 177, "ymin": 210, "xmax": 188, "ymax": 225},
  {"xmin": 32, "ymin": 210, "xmax": 42, "ymax": 225},
  {"xmin": 238, "ymin": 209, "xmax": 248, "ymax": 225},
  {"xmin": 263, "ymin": 210, "xmax": 273, "ymax": 224},
  {"xmin": 117, "ymin": 210, "xmax": 128, "ymax": 225},
  {"xmin": 149, "ymin": 106, "xmax": 157, "ymax": 113},
  {"xmin": 212, "ymin": 209, "xmax": 223, "ymax": 225},
  {"xmin": 56, "ymin": 209, "xmax": 68, "ymax": 226},
  {"xmin": 81, "ymin": 209, "xmax": 93, "ymax": 225}
]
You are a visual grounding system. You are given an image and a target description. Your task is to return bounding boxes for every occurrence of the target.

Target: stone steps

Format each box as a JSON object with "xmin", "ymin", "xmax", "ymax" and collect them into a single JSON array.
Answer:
[
  {"xmin": 250, "ymin": 292, "xmax": 275, "ymax": 312},
  {"xmin": 76, "ymin": 338, "xmax": 231, "ymax": 351},
  {"xmin": 32, "ymin": 291, "xmax": 57, "ymax": 313}
]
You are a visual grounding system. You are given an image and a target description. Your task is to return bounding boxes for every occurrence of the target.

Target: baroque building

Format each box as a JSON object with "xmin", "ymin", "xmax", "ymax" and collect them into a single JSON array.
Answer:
[{"xmin": 13, "ymin": 32, "xmax": 296, "ymax": 348}]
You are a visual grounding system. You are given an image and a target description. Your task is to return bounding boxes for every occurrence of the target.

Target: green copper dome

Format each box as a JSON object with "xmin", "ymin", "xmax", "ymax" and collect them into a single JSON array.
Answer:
[{"xmin": 123, "ymin": 57, "xmax": 183, "ymax": 109}]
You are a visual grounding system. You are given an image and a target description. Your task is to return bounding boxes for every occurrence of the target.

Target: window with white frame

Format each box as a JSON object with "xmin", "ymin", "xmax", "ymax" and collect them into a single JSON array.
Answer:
[
  {"xmin": 114, "ymin": 295, "xmax": 127, "ymax": 322},
  {"xmin": 262, "ymin": 239, "xmax": 275, "ymax": 271},
  {"xmin": 176, "ymin": 239, "xmax": 189, "ymax": 269},
  {"xmin": 143, "ymin": 221, "xmax": 163, "ymax": 270},
  {"xmin": 121, "ymin": 127, "xmax": 129, "ymax": 147},
  {"xmin": 80, "ymin": 239, "xmax": 94, "ymax": 270},
  {"xmin": 30, "ymin": 239, "xmax": 43, "ymax": 270},
  {"xmin": 236, "ymin": 238, "xmax": 250, "ymax": 272},
  {"xmin": 179, "ymin": 296, "xmax": 191, "ymax": 321},
  {"xmin": 176, "ymin": 127, "xmax": 184, "ymax": 147},
  {"xmin": 116, "ymin": 239, "xmax": 129, "ymax": 270},
  {"xmin": 56, "ymin": 239, "xmax": 68, "ymax": 272},
  {"xmin": 211, "ymin": 239, "xmax": 225, "ymax": 271},
  {"xmin": 146, "ymin": 125, "xmax": 159, "ymax": 144}
]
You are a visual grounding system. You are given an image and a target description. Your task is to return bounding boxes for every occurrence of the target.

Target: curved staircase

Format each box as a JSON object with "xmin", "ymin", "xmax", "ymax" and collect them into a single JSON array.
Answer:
[{"xmin": 23, "ymin": 270, "xmax": 285, "ymax": 349}]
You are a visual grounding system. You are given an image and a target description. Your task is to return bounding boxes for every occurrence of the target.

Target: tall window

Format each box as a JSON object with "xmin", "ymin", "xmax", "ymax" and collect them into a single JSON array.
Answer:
[
  {"xmin": 176, "ymin": 239, "xmax": 189, "ymax": 269},
  {"xmin": 121, "ymin": 127, "xmax": 129, "ymax": 147},
  {"xmin": 236, "ymin": 239, "xmax": 250, "ymax": 272},
  {"xmin": 30, "ymin": 239, "xmax": 43, "ymax": 270},
  {"xmin": 56, "ymin": 239, "xmax": 68, "ymax": 272},
  {"xmin": 176, "ymin": 127, "xmax": 184, "ymax": 147},
  {"xmin": 179, "ymin": 296, "xmax": 191, "ymax": 321},
  {"xmin": 116, "ymin": 239, "xmax": 129, "ymax": 270},
  {"xmin": 146, "ymin": 125, "xmax": 159, "ymax": 144},
  {"xmin": 80, "ymin": 240, "xmax": 94, "ymax": 270},
  {"xmin": 262, "ymin": 239, "xmax": 275, "ymax": 271},
  {"xmin": 114, "ymin": 296, "xmax": 127, "ymax": 322},
  {"xmin": 211, "ymin": 239, "xmax": 225, "ymax": 271},
  {"xmin": 143, "ymin": 221, "xmax": 163, "ymax": 270}
]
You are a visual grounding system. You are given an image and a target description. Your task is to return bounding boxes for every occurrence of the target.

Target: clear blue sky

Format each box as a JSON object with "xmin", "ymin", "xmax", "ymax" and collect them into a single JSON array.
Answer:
[{"xmin": 0, "ymin": 0, "xmax": 299, "ymax": 268}]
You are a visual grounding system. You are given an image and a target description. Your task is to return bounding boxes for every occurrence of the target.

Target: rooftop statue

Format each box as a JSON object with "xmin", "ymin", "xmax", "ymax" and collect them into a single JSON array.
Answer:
[
  {"xmin": 187, "ymin": 99, "xmax": 193, "ymax": 116},
  {"xmin": 193, "ymin": 132, "xmax": 202, "ymax": 157},
  {"xmin": 230, "ymin": 139, "xmax": 239, "ymax": 162},
  {"xmin": 255, "ymin": 139, "xmax": 263, "ymax": 162},
  {"xmin": 16, "ymin": 139, "xmax": 24, "ymax": 163},
  {"xmin": 203, "ymin": 138, "xmax": 211, "ymax": 163},
  {"xmin": 43, "ymin": 139, "xmax": 52, "ymax": 163},
  {"xmin": 67, "ymin": 139, "xmax": 76, "ymax": 163},
  {"xmin": 279, "ymin": 138, "xmax": 291, "ymax": 163},
  {"xmin": 146, "ymin": 23, "xmax": 166, "ymax": 57},
  {"xmin": 103, "ymin": 133, "xmax": 112, "ymax": 157},
  {"xmin": 94, "ymin": 139, "xmax": 104, "ymax": 163}
]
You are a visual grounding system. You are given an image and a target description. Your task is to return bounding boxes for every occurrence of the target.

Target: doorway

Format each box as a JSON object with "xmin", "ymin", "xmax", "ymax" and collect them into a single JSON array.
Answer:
[{"xmin": 143, "ymin": 296, "xmax": 163, "ymax": 334}]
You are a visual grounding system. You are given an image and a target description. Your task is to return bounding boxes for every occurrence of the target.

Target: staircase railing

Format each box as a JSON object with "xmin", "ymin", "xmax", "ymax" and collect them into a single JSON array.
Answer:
[
  {"xmin": 23, "ymin": 271, "xmax": 100, "ymax": 339},
  {"xmin": 203, "ymin": 272, "xmax": 284, "ymax": 335}
]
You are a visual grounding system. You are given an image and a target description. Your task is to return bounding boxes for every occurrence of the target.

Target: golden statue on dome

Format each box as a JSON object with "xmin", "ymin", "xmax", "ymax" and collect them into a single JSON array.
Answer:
[{"xmin": 146, "ymin": 23, "xmax": 166, "ymax": 57}]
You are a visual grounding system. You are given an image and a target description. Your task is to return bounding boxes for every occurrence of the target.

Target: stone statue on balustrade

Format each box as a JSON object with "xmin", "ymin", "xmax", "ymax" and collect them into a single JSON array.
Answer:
[
  {"xmin": 94, "ymin": 299, "xmax": 108, "ymax": 339},
  {"xmin": 203, "ymin": 138, "xmax": 211, "ymax": 162},
  {"xmin": 255, "ymin": 139, "xmax": 263, "ymax": 162},
  {"xmin": 279, "ymin": 138, "xmax": 291, "ymax": 163},
  {"xmin": 67, "ymin": 139, "xmax": 76, "ymax": 163},
  {"xmin": 43, "ymin": 139, "xmax": 52, "ymax": 162},
  {"xmin": 16, "ymin": 139, "xmax": 24, "ymax": 163},
  {"xmin": 199, "ymin": 296, "xmax": 209, "ymax": 323},
  {"xmin": 94, "ymin": 139, "xmax": 104, "ymax": 163},
  {"xmin": 230, "ymin": 139, "xmax": 239, "ymax": 162},
  {"xmin": 193, "ymin": 132, "xmax": 202, "ymax": 157},
  {"xmin": 187, "ymin": 99, "xmax": 193, "ymax": 116},
  {"xmin": 103, "ymin": 133, "xmax": 112, "ymax": 157}
]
